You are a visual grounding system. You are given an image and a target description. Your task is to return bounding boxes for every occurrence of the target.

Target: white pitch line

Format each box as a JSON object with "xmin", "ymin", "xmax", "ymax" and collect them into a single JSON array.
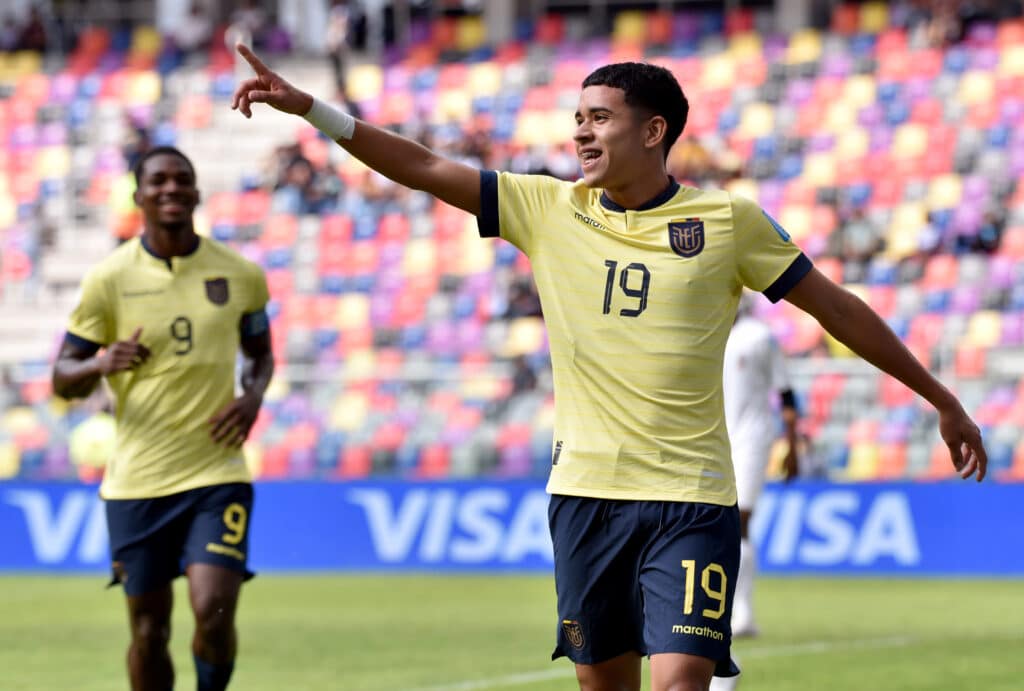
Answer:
[{"xmin": 406, "ymin": 635, "xmax": 916, "ymax": 691}]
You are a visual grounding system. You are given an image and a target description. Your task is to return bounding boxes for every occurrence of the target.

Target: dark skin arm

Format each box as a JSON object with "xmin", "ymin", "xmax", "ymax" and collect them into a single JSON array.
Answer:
[
  {"xmin": 51, "ymin": 327, "xmax": 150, "ymax": 399},
  {"xmin": 785, "ymin": 268, "xmax": 987, "ymax": 481},
  {"xmin": 780, "ymin": 403, "xmax": 799, "ymax": 482},
  {"xmin": 208, "ymin": 329, "xmax": 274, "ymax": 447}
]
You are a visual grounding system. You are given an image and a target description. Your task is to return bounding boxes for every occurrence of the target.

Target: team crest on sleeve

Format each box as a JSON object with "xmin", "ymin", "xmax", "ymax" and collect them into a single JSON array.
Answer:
[
  {"xmin": 204, "ymin": 277, "xmax": 230, "ymax": 305},
  {"xmin": 668, "ymin": 218, "xmax": 705, "ymax": 258},
  {"xmin": 562, "ymin": 619, "xmax": 585, "ymax": 649}
]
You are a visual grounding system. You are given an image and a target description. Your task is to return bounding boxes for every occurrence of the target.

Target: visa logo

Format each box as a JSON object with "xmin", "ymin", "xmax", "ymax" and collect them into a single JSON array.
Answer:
[
  {"xmin": 347, "ymin": 488, "xmax": 553, "ymax": 564},
  {"xmin": 4, "ymin": 489, "xmax": 108, "ymax": 565},
  {"xmin": 752, "ymin": 488, "xmax": 920, "ymax": 568}
]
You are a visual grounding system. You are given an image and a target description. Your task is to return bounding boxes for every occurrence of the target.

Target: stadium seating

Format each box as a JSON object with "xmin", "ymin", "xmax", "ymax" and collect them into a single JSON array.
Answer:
[{"xmin": 2, "ymin": 5, "xmax": 1023, "ymax": 483}]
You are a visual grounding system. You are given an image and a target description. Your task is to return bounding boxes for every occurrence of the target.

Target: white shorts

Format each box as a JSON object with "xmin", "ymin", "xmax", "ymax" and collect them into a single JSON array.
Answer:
[{"xmin": 732, "ymin": 440, "xmax": 772, "ymax": 512}]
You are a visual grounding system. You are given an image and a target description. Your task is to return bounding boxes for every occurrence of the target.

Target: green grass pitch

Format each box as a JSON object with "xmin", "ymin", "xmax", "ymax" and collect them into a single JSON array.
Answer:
[{"xmin": 1, "ymin": 574, "xmax": 1021, "ymax": 690}]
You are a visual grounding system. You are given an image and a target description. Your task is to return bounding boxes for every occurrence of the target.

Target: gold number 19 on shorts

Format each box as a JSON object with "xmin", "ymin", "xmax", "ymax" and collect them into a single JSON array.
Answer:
[{"xmin": 681, "ymin": 559, "xmax": 728, "ymax": 620}]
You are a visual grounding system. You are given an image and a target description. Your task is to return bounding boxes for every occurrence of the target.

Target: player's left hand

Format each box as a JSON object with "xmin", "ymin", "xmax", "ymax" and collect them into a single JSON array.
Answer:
[
  {"xmin": 208, "ymin": 392, "xmax": 262, "ymax": 448},
  {"xmin": 937, "ymin": 401, "xmax": 987, "ymax": 482}
]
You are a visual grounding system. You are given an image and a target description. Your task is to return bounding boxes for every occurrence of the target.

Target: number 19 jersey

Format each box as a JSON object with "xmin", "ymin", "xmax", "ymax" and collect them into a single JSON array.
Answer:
[{"xmin": 478, "ymin": 172, "xmax": 810, "ymax": 506}]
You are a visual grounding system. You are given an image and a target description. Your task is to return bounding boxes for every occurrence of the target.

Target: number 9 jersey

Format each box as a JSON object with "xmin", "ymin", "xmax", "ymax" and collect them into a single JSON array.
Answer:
[
  {"xmin": 65, "ymin": 237, "xmax": 270, "ymax": 500},
  {"xmin": 478, "ymin": 171, "xmax": 809, "ymax": 506}
]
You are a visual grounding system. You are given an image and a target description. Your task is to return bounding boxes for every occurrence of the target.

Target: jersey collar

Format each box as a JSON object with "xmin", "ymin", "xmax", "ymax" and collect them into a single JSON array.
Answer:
[
  {"xmin": 599, "ymin": 177, "xmax": 680, "ymax": 212},
  {"xmin": 140, "ymin": 235, "xmax": 201, "ymax": 268}
]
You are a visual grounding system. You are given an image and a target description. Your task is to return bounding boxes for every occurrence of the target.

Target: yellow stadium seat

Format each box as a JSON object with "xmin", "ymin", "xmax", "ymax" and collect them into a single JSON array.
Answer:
[
  {"xmin": 728, "ymin": 32, "xmax": 763, "ymax": 59},
  {"xmin": 335, "ymin": 293, "xmax": 370, "ymax": 330},
  {"xmin": 1000, "ymin": 45, "xmax": 1024, "ymax": 76},
  {"xmin": 131, "ymin": 25, "xmax": 163, "ymax": 55},
  {"xmin": 503, "ymin": 317, "xmax": 547, "ymax": 357},
  {"xmin": 835, "ymin": 129, "xmax": 869, "ymax": 159},
  {"xmin": 330, "ymin": 390, "xmax": 370, "ymax": 431},
  {"xmin": 467, "ymin": 62, "xmax": 501, "ymax": 97},
  {"xmin": 786, "ymin": 30, "xmax": 822, "ymax": 64},
  {"xmin": 844, "ymin": 75, "xmax": 877, "ymax": 108},
  {"xmin": 455, "ymin": 15, "xmax": 487, "ymax": 52},
  {"xmin": 402, "ymin": 238, "xmax": 438, "ymax": 276},
  {"xmin": 0, "ymin": 193, "xmax": 15, "ymax": 228},
  {"xmin": 858, "ymin": 2, "xmax": 889, "ymax": 33},
  {"xmin": 612, "ymin": 10, "xmax": 647, "ymax": 46},
  {"xmin": 0, "ymin": 441, "xmax": 19, "ymax": 479},
  {"xmin": 963, "ymin": 310, "xmax": 1002, "ymax": 348},
  {"xmin": 825, "ymin": 101, "xmax": 857, "ymax": 133},
  {"xmin": 738, "ymin": 102, "xmax": 775, "ymax": 138},
  {"xmin": 457, "ymin": 226, "xmax": 495, "ymax": 274},
  {"xmin": 724, "ymin": 178, "xmax": 759, "ymax": 202},
  {"xmin": 36, "ymin": 147, "xmax": 71, "ymax": 179},
  {"xmin": 347, "ymin": 64, "xmax": 383, "ymax": 102},
  {"xmin": 892, "ymin": 123, "xmax": 928, "ymax": 159},
  {"xmin": 803, "ymin": 152, "xmax": 836, "ymax": 187},
  {"xmin": 779, "ymin": 205, "xmax": 813, "ymax": 242},
  {"xmin": 434, "ymin": 88, "xmax": 472, "ymax": 124},
  {"xmin": 263, "ymin": 374, "xmax": 289, "ymax": 403},
  {"xmin": 701, "ymin": 55, "xmax": 736, "ymax": 89},
  {"xmin": 959, "ymin": 70, "xmax": 994, "ymax": 105},
  {"xmin": 926, "ymin": 174, "xmax": 963, "ymax": 208},
  {"xmin": 846, "ymin": 442, "xmax": 881, "ymax": 480},
  {"xmin": 343, "ymin": 348, "xmax": 376, "ymax": 381},
  {"xmin": 127, "ymin": 70, "xmax": 161, "ymax": 105},
  {"xmin": 2, "ymin": 406, "xmax": 38, "ymax": 434}
]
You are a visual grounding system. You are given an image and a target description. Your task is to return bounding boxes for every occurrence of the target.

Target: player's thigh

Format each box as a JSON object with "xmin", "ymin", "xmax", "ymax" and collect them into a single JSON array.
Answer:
[
  {"xmin": 549, "ymin": 495, "xmax": 644, "ymax": 665},
  {"xmin": 105, "ymin": 494, "xmax": 193, "ymax": 597},
  {"xmin": 574, "ymin": 651, "xmax": 642, "ymax": 691},
  {"xmin": 182, "ymin": 483, "xmax": 255, "ymax": 581},
  {"xmin": 186, "ymin": 562, "xmax": 244, "ymax": 623},
  {"xmin": 639, "ymin": 502, "xmax": 740, "ymax": 678},
  {"xmin": 126, "ymin": 585, "xmax": 174, "ymax": 641},
  {"xmin": 732, "ymin": 441, "xmax": 771, "ymax": 512}
]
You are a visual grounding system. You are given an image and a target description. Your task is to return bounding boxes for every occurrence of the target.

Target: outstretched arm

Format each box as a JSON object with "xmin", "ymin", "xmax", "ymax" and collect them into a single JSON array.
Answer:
[
  {"xmin": 231, "ymin": 44, "xmax": 481, "ymax": 215},
  {"xmin": 785, "ymin": 268, "xmax": 986, "ymax": 481}
]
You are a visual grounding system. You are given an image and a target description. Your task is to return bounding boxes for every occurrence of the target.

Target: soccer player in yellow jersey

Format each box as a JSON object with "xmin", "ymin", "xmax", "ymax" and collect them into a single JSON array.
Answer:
[
  {"xmin": 52, "ymin": 147, "xmax": 274, "ymax": 691},
  {"xmin": 231, "ymin": 46, "xmax": 987, "ymax": 691}
]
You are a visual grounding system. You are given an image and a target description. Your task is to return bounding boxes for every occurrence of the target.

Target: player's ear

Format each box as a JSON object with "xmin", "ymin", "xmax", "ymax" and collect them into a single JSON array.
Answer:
[{"xmin": 645, "ymin": 115, "xmax": 667, "ymax": 151}]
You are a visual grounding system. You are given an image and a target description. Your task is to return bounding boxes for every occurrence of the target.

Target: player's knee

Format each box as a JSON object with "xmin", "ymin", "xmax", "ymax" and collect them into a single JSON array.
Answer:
[
  {"xmin": 192, "ymin": 592, "xmax": 236, "ymax": 641},
  {"xmin": 131, "ymin": 615, "xmax": 171, "ymax": 652}
]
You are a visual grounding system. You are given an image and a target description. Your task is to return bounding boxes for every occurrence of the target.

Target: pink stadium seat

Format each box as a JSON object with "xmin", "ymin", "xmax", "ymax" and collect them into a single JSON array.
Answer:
[
  {"xmin": 954, "ymin": 346, "xmax": 986, "ymax": 379},
  {"xmin": 320, "ymin": 215, "xmax": 353, "ymax": 246},
  {"xmin": 337, "ymin": 445, "xmax": 371, "ymax": 478},
  {"xmin": 880, "ymin": 375, "xmax": 915, "ymax": 408},
  {"xmin": 418, "ymin": 444, "xmax": 451, "ymax": 478},
  {"xmin": 920, "ymin": 254, "xmax": 959, "ymax": 290}
]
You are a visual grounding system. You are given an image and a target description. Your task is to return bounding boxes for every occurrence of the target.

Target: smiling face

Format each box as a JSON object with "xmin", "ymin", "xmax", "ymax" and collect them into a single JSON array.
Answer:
[
  {"xmin": 134, "ymin": 152, "xmax": 200, "ymax": 232},
  {"xmin": 573, "ymin": 85, "xmax": 663, "ymax": 192}
]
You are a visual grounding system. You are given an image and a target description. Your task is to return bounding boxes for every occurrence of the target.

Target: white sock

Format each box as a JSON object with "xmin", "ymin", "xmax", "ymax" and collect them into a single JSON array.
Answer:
[{"xmin": 733, "ymin": 538, "xmax": 756, "ymax": 630}]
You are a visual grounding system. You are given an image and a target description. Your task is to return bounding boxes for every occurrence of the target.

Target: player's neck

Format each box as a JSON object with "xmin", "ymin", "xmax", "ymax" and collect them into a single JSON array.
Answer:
[
  {"xmin": 601, "ymin": 171, "xmax": 676, "ymax": 211},
  {"xmin": 141, "ymin": 226, "xmax": 200, "ymax": 259}
]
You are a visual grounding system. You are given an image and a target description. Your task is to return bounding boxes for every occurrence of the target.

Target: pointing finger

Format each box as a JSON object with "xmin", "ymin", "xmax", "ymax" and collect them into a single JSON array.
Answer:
[
  {"xmin": 236, "ymin": 43, "xmax": 269, "ymax": 75},
  {"xmin": 129, "ymin": 327, "xmax": 143, "ymax": 342}
]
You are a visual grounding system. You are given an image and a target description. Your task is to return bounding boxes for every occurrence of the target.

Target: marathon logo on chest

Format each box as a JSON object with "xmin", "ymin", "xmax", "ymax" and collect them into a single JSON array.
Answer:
[
  {"xmin": 668, "ymin": 218, "xmax": 704, "ymax": 258},
  {"xmin": 204, "ymin": 277, "xmax": 229, "ymax": 305}
]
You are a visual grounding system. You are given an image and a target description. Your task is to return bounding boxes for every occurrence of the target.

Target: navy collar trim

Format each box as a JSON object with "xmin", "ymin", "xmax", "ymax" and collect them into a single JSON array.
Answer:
[
  {"xmin": 600, "ymin": 177, "xmax": 680, "ymax": 212},
  {"xmin": 140, "ymin": 234, "xmax": 201, "ymax": 262}
]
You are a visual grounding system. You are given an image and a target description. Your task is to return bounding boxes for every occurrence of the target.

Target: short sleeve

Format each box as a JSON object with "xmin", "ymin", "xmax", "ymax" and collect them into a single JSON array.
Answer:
[
  {"xmin": 245, "ymin": 263, "xmax": 270, "ymax": 313},
  {"xmin": 477, "ymin": 171, "xmax": 567, "ymax": 256},
  {"xmin": 732, "ymin": 195, "xmax": 812, "ymax": 303},
  {"xmin": 66, "ymin": 267, "xmax": 114, "ymax": 346}
]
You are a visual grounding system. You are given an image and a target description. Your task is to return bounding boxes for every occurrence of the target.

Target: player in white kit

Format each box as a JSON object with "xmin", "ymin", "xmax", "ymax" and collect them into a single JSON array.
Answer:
[{"xmin": 722, "ymin": 295, "xmax": 800, "ymax": 638}]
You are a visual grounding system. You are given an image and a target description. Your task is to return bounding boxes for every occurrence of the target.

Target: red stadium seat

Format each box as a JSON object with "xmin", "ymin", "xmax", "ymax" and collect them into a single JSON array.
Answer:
[
  {"xmin": 337, "ymin": 445, "xmax": 371, "ymax": 478},
  {"xmin": 876, "ymin": 443, "xmax": 908, "ymax": 479},
  {"xmin": 418, "ymin": 444, "xmax": 451, "ymax": 478}
]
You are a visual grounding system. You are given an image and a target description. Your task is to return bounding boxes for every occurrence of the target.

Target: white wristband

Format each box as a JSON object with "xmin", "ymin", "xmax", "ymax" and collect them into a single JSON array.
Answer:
[{"xmin": 303, "ymin": 97, "xmax": 355, "ymax": 141}]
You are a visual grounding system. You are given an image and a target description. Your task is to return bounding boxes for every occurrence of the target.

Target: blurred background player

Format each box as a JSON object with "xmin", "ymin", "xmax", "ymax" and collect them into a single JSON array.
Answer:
[
  {"xmin": 723, "ymin": 293, "xmax": 801, "ymax": 639},
  {"xmin": 51, "ymin": 147, "xmax": 274, "ymax": 691}
]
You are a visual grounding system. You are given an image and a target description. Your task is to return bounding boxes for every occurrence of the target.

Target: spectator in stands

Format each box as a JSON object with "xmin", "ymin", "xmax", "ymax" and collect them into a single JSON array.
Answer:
[
  {"xmin": 15, "ymin": 6, "xmax": 47, "ymax": 53},
  {"xmin": 325, "ymin": 0, "xmax": 352, "ymax": 95},
  {"xmin": 503, "ymin": 277, "xmax": 542, "ymax": 319},
  {"xmin": 834, "ymin": 205, "xmax": 883, "ymax": 282},
  {"xmin": 271, "ymin": 154, "xmax": 339, "ymax": 215},
  {"xmin": 233, "ymin": 44, "xmax": 988, "ymax": 691},
  {"xmin": 171, "ymin": 1, "xmax": 215, "ymax": 58},
  {"xmin": 0, "ymin": 14, "xmax": 20, "ymax": 51},
  {"xmin": 954, "ymin": 209, "xmax": 1005, "ymax": 255},
  {"xmin": 231, "ymin": 0, "xmax": 269, "ymax": 48},
  {"xmin": 510, "ymin": 355, "xmax": 538, "ymax": 395}
]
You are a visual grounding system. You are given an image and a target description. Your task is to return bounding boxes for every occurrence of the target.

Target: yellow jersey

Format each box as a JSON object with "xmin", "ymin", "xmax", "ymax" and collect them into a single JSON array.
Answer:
[
  {"xmin": 65, "ymin": 237, "xmax": 269, "ymax": 499},
  {"xmin": 479, "ymin": 172, "xmax": 810, "ymax": 505}
]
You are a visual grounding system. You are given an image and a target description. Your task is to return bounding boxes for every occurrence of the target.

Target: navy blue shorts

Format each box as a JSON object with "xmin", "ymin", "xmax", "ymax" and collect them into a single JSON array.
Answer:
[
  {"xmin": 105, "ymin": 483, "xmax": 254, "ymax": 596},
  {"xmin": 549, "ymin": 494, "xmax": 740, "ymax": 677}
]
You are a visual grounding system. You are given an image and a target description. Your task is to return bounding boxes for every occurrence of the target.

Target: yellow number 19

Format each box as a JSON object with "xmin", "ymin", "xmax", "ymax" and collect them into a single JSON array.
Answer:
[
  {"xmin": 221, "ymin": 503, "xmax": 248, "ymax": 545},
  {"xmin": 680, "ymin": 560, "xmax": 728, "ymax": 620}
]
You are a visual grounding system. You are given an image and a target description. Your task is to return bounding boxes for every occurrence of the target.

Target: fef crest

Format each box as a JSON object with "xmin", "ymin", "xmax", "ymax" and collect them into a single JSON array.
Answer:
[
  {"xmin": 204, "ymin": 277, "xmax": 229, "ymax": 305},
  {"xmin": 562, "ymin": 619, "xmax": 585, "ymax": 649},
  {"xmin": 668, "ymin": 219, "xmax": 704, "ymax": 258}
]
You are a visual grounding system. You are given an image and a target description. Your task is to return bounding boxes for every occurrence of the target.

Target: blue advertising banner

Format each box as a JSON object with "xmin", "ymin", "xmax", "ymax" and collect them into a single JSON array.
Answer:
[{"xmin": 1, "ymin": 480, "xmax": 1021, "ymax": 575}]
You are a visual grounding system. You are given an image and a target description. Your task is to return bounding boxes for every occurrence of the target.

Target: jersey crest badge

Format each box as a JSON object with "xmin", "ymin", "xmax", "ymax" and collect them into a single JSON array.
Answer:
[
  {"xmin": 205, "ymin": 277, "xmax": 229, "ymax": 305},
  {"xmin": 562, "ymin": 619, "xmax": 585, "ymax": 649},
  {"xmin": 668, "ymin": 219, "xmax": 704, "ymax": 258}
]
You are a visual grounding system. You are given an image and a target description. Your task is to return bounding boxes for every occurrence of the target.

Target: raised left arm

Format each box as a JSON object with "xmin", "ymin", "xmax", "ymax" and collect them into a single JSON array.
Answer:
[{"xmin": 784, "ymin": 267, "xmax": 986, "ymax": 481}]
